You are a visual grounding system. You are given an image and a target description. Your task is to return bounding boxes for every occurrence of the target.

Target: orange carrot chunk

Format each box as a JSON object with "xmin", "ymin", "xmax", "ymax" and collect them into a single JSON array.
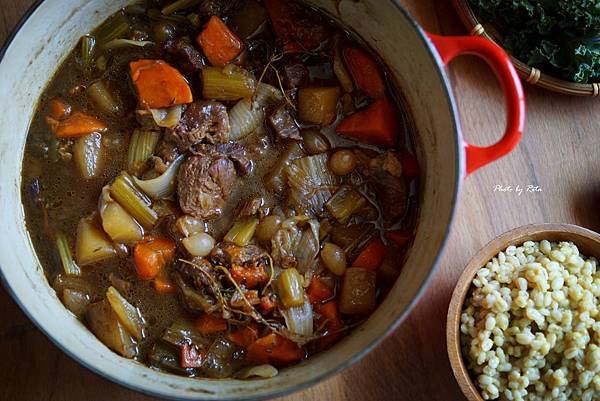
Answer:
[
  {"xmin": 227, "ymin": 323, "xmax": 259, "ymax": 348},
  {"xmin": 307, "ymin": 277, "xmax": 333, "ymax": 305},
  {"xmin": 197, "ymin": 16, "xmax": 244, "ymax": 67},
  {"xmin": 130, "ymin": 59, "xmax": 193, "ymax": 109},
  {"xmin": 49, "ymin": 98, "xmax": 72, "ymax": 120},
  {"xmin": 336, "ymin": 97, "xmax": 399, "ymax": 148},
  {"xmin": 133, "ymin": 236, "xmax": 176, "ymax": 281},
  {"xmin": 195, "ymin": 314, "xmax": 228, "ymax": 335},
  {"xmin": 352, "ymin": 238, "xmax": 386, "ymax": 271},
  {"xmin": 315, "ymin": 301, "xmax": 344, "ymax": 349},
  {"xmin": 246, "ymin": 333, "xmax": 304, "ymax": 366},
  {"xmin": 47, "ymin": 111, "xmax": 107, "ymax": 138},
  {"xmin": 259, "ymin": 294, "xmax": 277, "ymax": 314},
  {"xmin": 230, "ymin": 263, "xmax": 269, "ymax": 289},
  {"xmin": 386, "ymin": 230, "xmax": 412, "ymax": 248},
  {"xmin": 343, "ymin": 47, "xmax": 386, "ymax": 99}
]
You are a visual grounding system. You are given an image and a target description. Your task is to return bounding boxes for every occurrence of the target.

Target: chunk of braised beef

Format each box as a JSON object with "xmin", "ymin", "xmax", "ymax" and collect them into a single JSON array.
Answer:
[
  {"xmin": 198, "ymin": 0, "xmax": 239, "ymax": 17},
  {"xmin": 156, "ymin": 139, "xmax": 181, "ymax": 164},
  {"xmin": 173, "ymin": 270, "xmax": 218, "ymax": 314},
  {"xmin": 268, "ymin": 104, "xmax": 301, "ymax": 140},
  {"xmin": 211, "ymin": 143, "xmax": 252, "ymax": 175},
  {"xmin": 266, "ymin": 0, "xmax": 331, "ymax": 52},
  {"xmin": 177, "ymin": 151, "xmax": 237, "ymax": 218},
  {"xmin": 166, "ymin": 36, "xmax": 205, "ymax": 75},
  {"xmin": 210, "ymin": 242, "xmax": 270, "ymax": 289},
  {"xmin": 369, "ymin": 151, "xmax": 404, "ymax": 177},
  {"xmin": 282, "ymin": 63, "xmax": 309, "ymax": 89},
  {"xmin": 366, "ymin": 152, "xmax": 408, "ymax": 222},
  {"xmin": 177, "ymin": 257, "xmax": 215, "ymax": 288},
  {"xmin": 164, "ymin": 101, "xmax": 231, "ymax": 154},
  {"xmin": 237, "ymin": 196, "xmax": 265, "ymax": 218}
]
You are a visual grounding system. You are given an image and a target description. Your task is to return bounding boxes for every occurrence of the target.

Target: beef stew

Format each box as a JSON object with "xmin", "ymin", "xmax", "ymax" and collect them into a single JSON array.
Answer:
[{"xmin": 21, "ymin": 0, "xmax": 419, "ymax": 379}]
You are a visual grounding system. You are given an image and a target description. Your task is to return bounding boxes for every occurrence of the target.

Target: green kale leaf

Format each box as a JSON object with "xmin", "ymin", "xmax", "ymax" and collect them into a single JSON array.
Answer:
[{"xmin": 469, "ymin": 0, "xmax": 600, "ymax": 83}]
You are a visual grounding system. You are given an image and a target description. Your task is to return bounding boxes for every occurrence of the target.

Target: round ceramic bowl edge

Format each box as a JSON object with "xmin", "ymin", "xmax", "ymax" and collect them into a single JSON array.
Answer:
[{"xmin": 447, "ymin": 223, "xmax": 600, "ymax": 401}]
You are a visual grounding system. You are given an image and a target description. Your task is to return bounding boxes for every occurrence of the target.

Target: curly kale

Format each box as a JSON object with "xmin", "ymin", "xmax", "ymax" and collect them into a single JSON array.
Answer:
[{"xmin": 469, "ymin": 0, "xmax": 600, "ymax": 83}]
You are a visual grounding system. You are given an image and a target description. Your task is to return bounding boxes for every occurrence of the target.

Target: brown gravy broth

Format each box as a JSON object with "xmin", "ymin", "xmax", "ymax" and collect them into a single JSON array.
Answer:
[{"xmin": 21, "ymin": 0, "xmax": 419, "ymax": 376}]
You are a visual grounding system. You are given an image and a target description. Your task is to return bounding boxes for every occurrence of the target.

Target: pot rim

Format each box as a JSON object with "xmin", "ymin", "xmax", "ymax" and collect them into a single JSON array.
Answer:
[{"xmin": 0, "ymin": 1, "xmax": 463, "ymax": 399}]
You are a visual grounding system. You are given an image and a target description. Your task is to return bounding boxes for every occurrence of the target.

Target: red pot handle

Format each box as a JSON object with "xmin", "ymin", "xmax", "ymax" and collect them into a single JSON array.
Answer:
[{"xmin": 427, "ymin": 33, "xmax": 525, "ymax": 176}]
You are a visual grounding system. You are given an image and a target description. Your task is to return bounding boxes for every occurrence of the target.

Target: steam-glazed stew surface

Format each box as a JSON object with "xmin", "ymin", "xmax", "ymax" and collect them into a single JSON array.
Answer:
[{"xmin": 22, "ymin": 0, "xmax": 419, "ymax": 379}]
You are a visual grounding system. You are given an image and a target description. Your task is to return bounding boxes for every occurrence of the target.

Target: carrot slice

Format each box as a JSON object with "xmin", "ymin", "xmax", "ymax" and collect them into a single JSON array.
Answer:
[
  {"xmin": 227, "ymin": 323, "xmax": 259, "ymax": 348},
  {"xmin": 230, "ymin": 263, "xmax": 269, "ymax": 289},
  {"xmin": 336, "ymin": 97, "xmax": 399, "ymax": 148},
  {"xmin": 307, "ymin": 277, "xmax": 333, "ymax": 305},
  {"xmin": 130, "ymin": 59, "xmax": 193, "ymax": 109},
  {"xmin": 47, "ymin": 111, "xmax": 107, "ymax": 138},
  {"xmin": 133, "ymin": 236, "xmax": 176, "ymax": 281},
  {"xmin": 352, "ymin": 238, "xmax": 386, "ymax": 271},
  {"xmin": 315, "ymin": 301, "xmax": 344, "ymax": 349},
  {"xmin": 343, "ymin": 47, "xmax": 386, "ymax": 99},
  {"xmin": 259, "ymin": 294, "xmax": 277, "ymax": 314},
  {"xmin": 386, "ymin": 230, "xmax": 412, "ymax": 247},
  {"xmin": 246, "ymin": 333, "xmax": 304, "ymax": 366},
  {"xmin": 49, "ymin": 98, "xmax": 72, "ymax": 120},
  {"xmin": 197, "ymin": 16, "xmax": 244, "ymax": 67},
  {"xmin": 195, "ymin": 314, "xmax": 228, "ymax": 335}
]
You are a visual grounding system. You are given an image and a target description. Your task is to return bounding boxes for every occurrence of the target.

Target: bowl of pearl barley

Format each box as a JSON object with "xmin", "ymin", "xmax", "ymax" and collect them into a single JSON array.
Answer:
[{"xmin": 447, "ymin": 224, "xmax": 600, "ymax": 401}]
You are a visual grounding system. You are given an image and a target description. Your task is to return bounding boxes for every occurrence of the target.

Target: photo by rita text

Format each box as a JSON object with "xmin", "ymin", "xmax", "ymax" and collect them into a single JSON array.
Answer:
[{"xmin": 493, "ymin": 184, "xmax": 542, "ymax": 196}]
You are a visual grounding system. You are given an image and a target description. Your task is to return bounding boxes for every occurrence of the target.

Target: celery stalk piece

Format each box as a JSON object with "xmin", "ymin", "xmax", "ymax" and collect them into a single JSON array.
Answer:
[
  {"xmin": 87, "ymin": 80, "xmax": 122, "ymax": 116},
  {"xmin": 147, "ymin": 8, "xmax": 190, "ymax": 24},
  {"xmin": 326, "ymin": 186, "xmax": 368, "ymax": 223},
  {"xmin": 127, "ymin": 130, "xmax": 161, "ymax": 175},
  {"xmin": 80, "ymin": 35, "xmax": 96, "ymax": 66},
  {"xmin": 277, "ymin": 268, "xmax": 305, "ymax": 309},
  {"xmin": 109, "ymin": 172, "xmax": 158, "ymax": 229},
  {"xmin": 225, "ymin": 216, "xmax": 259, "ymax": 247},
  {"xmin": 201, "ymin": 66, "xmax": 256, "ymax": 101},
  {"xmin": 95, "ymin": 12, "xmax": 130, "ymax": 45},
  {"xmin": 56, "ymin": 231, "xmax": 81, "ymax": 276},
  {"xmin": 161, "ymin": 0, "xmax": 202, "ymax": 15}
]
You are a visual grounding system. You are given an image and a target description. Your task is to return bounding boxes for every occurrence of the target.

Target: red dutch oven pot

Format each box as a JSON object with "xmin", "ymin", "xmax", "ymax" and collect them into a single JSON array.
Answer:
[{"xmin": 0, "ymin": 0, "xmax": 524, "ymax": 400}]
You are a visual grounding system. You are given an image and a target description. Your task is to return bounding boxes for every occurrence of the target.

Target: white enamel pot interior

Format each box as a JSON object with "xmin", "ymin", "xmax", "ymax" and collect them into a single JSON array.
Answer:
[{"xmin": 0, "ymin": 0, "xmax": 523, "ymax": 400}]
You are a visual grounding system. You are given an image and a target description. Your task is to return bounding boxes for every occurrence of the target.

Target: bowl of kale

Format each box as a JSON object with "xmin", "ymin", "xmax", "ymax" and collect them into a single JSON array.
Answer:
[{"xmin": 456, "ymin": 0, "xmax": 600, "ymax": 96}]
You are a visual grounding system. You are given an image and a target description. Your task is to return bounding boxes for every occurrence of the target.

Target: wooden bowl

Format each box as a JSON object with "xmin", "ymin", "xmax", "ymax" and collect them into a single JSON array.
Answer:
[
  {"xmin": 452, "ymin": 0, "xmax": 600, "ymax": 97},
  {"xmin": 446, "ymin": 223, "xmax": 600, "ymax": 401}
]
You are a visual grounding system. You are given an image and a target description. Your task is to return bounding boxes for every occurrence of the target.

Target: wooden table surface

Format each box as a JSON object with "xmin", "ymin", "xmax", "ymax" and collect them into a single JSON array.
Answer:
[{"xmin": 2, "ymin": 1, "xmax": 600, "ymax": 400}]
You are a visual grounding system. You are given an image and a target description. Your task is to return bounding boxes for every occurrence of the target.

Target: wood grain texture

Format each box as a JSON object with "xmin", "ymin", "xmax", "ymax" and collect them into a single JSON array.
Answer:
[
  {"xmin": 1, "ymin": 1, "xmax": 600, "ymax": 401},
  {"xmin": 447, "ymin": 224, "xmax": 600, "ymax": 401}
]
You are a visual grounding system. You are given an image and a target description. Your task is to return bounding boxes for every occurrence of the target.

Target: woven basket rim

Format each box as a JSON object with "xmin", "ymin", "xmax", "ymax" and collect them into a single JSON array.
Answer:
[{"xmin": 452, "ymin": 0, "xmax": 600, "ymax": 97}]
